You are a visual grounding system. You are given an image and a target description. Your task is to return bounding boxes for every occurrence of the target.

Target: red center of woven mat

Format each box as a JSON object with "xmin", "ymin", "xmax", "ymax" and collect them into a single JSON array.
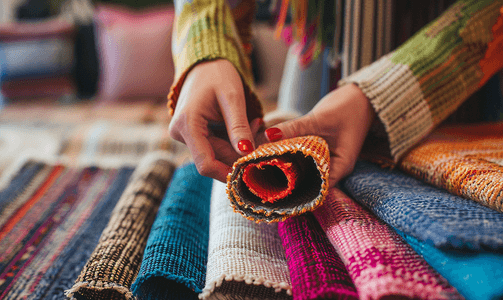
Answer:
[{"xmin": 242, "ymin": 157, "xmax": 299, "ymax": 203}]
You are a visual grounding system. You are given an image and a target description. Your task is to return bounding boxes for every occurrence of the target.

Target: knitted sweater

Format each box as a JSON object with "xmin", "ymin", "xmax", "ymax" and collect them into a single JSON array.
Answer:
[{"xmin": 169, "ymin": 0, "xmax": 503, "ymax": 162}]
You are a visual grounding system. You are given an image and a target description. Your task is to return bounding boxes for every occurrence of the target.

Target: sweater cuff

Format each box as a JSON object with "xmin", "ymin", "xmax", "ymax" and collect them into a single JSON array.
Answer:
[{"xmin": 168, "ymin": 0, "xmax": 262, "ymax": 121}]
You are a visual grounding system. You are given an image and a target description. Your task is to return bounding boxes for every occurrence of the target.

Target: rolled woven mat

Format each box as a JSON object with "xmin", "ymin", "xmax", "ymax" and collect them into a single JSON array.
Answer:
[
  {"xmin": 65, "ymin": 156, "xmax": 175, "ymax": 300},
  {"xmin": 131, "ymin": 163, "xmax": 213, "ymax": 300},
  {"xmin": 313, "ymin": 188, "xmax": 463, "ymax": 300},
  {"xmin": 395, "ymin": 228, "xmax": 503, "ymax": 300},
  {"xmin": 342, "ymin": 160, "xmax": 503, "ymax": 251},
  {"xmin": 227, "ymin": 135, "xmax": 330, "ymax": 223},
  {"xmin": 200, "ymin": 180, "xmax": 292, "ymax": 300},
  {"xmin": 278, "ymin": 213, "xmax": 359, "ymax": 300},
  {"xmin": 399, "ymin": 122, "xmax": 503, "ymax": 213}
]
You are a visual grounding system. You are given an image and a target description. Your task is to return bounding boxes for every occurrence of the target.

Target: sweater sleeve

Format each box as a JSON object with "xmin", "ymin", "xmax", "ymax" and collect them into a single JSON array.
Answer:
[
  {"xmin": 167, "ymin": 0, "xmax": 263, "ymax": 121},
  {"xmin": 340, "ymin": 0, "xmax": 503, "ymax": 162}
]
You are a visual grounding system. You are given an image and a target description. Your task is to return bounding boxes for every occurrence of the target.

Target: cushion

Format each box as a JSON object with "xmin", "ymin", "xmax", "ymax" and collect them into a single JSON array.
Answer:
[{"xmin": 94, "ymin": 4, "xmax": 175, "ymax": 100}]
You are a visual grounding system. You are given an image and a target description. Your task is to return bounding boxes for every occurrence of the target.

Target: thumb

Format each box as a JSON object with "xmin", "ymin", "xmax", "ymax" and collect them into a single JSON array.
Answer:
[{"xmin": 264, "ymin": 113, "xmax": 320, "ymax": 143}]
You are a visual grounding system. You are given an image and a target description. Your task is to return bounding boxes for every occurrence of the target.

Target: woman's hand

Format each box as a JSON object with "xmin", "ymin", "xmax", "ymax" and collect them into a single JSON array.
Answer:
[
  {"xmin": 168, "ymin": 59, "xmax": 262, "ymax": 182},
  {"xmin": 262, "ymin": 84, "xmax": 376, "ymax": 188}
]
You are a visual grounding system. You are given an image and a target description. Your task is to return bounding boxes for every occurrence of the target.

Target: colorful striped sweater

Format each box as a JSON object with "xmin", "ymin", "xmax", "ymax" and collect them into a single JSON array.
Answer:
[{"xmin": 169, "ymin": 0, "xmax": 503, "ymax": 162}]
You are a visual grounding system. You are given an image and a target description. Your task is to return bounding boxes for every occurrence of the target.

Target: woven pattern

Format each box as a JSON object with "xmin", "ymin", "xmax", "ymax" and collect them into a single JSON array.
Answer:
[
  {"xmin": 131, "ymin": 164, "xmax": 213, "ymax": 300},
  {"xmin": 339, "ymin": 0, "xmax": 503, "ymax": 161},
  {"xmin": 313, "ymin": 188, "xmax": 463, "ymax": 300},
  {"xmin": 278, "ymin": 213, "xmax": 358, "ymax": 300},
  {"xmin": 227, "ymin": 135, "xmax": 330, "ymax": 223},
  {"xmin": 395, "ymin": 227, "xmax": 503, "ymax": 300},
  {"xmin": 66, "ymin": 157, "xmax": 175, "ymax": 300},
  {"xmin": 0, "ymin": 160, "xmax": 134, "ymax": 299},
  {"xmin": 399, "ymin": 122, "xmax": 503, "ymax": 213},
  {"xmin": 342, "ymin": 160, "xmax": 503, "ymax": 251},
  {"xmin": 201, "ymin": 180, "xmax": 292, "ymax": 300}
]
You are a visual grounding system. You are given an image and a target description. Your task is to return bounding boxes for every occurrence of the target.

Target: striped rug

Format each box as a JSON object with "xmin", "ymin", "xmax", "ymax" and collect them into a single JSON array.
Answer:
[{"xmin": 0, "ymin": 159, "xmax": 134, "ymax": 299}]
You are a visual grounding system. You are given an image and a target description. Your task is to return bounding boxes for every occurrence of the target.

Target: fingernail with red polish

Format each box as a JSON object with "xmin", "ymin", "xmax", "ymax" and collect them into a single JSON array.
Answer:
[
  {"xmin": 265, "ymin": 127, "xmax": 282, "ymax": 142},
  {"xmin": 238, "ymin": 139, "xmax": 254, "ymax": 153}
]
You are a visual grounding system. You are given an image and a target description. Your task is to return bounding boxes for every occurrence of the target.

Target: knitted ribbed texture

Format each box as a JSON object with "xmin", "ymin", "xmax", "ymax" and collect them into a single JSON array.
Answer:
[
  {"xmin": 168, "ymin": 0, "xmax": 262, "ymax": 122},
  {"xmin": 340, "ymin": 0, "xmax": 503, "ymax": 161},
  {"xmin": 395, "ymin": 227, "xmax": 503, "ymax": 300},
  {"xmin": 131, "ymin": 164, "xmax": 213, "ymax": 300},
  {"xmin": 65, "ymin": 158, "xmax": 175, "ymax": 300},
  {"xmin": 200, "ymin": 180, "xmax": 292, "ymax": 300},
  {"xmin": 342, "ymin": 160, "xmax": 503, "ymax": 251},
  {"xmin": 227, "ymin": 136, "xmax": 330, "ymax": 223},
  {"xmin": 278, "ymin": 213, "xmax": 359, "ymax": 300},
  {"xmin": 399, "ymin": 122, "xmax": 503, "ymax": 213},
  {"xmin": 313, "ymin": 188, "xmax": 463, "ymax": 300}
]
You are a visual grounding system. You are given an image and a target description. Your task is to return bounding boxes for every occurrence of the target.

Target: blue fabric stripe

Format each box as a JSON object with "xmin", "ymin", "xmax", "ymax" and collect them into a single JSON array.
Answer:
[
  {"xmin": 132, "ymin": 163, "xmax": 213, "ymax": 300},
  {"xmin": 341, "ymin": 160, "xmax": 503, "ymax": 251},
  {"xmin": 0, "ymin": 161, "xmax": 44, "ymax": 211}
]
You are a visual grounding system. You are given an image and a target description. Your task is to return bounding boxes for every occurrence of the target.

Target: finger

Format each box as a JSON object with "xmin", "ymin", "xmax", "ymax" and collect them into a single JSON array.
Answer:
[
  {"xmin": 207, "ymin": 136, "xmax": 241, "ymax": 167},
  {"xmin": 263, "ymin": 112, "xmax": 321, "ymax": 142},
  {"xmin": 215, "ymin": 70, "xmax": 255, "ymax": 156},
  {"xmin": 326, "ymin": 130, "xmax": 362, "ymax": 187},
  {"xmin": 183, "ymin": 129, "xmax": 231, "ymax": 183}
]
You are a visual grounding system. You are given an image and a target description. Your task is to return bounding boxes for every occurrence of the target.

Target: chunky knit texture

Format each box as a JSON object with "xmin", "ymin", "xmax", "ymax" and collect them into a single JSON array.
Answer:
[
  {"xmin": 131, "ymin": 164, "xmax": 213, "ymax": 300},
  {"xmin": 200, "ymin": 180, "xmax": 292, "ymax": 300},
  {"xmin": 340, "ymin": 0, "xmax": 503, "ymax": 162},
  {"xmin": 278, "ymin": 213, "xmax": 359, "ymax": 300},
  {"xmin": 399, "ymin": 122, "xmax": 503, "ymax": 213},
  {"xmin": 342, "ymin": 160, "xmax": 503, "ymax": 251},
  {"xmin": 227, "ymin": 135, "xmax": 330, "ymax": 223},
  {"xmin": 395, "ymin": 227, "xmax": 503, "ymax": 300},
  {"xmin": 65, "ymin": 158, "xmax": 175, "ymax": 300},
  {"xmin": 314, "ymin": 188, "xmax": 463, "ymax": 300}
]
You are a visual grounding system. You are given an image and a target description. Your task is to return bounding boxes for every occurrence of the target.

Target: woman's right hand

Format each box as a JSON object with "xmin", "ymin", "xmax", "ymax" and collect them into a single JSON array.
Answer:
[{"xmin": 168, "ymin": 59, "xmax": 262, "ymax": 182}]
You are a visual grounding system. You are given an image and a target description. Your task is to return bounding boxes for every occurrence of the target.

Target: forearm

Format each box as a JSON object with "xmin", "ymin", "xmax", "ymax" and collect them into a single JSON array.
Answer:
[
  {"xmin": 340, "ymin": 0, "xmax": 503, "ymax": 161},
  {"xmin": 168, "ymin": 0, "xmax": 262, "ymax": 121}
]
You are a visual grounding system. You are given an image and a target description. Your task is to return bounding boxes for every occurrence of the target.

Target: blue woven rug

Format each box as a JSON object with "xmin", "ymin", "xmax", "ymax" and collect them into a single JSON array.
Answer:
[
  {"xmin": 394, "ymin": 227, "xmax": 503, "ymax": 300},
  {"xmin": 131, "ymin": 163, "xmax": 213, "ymax": 300},
  {"xmin": 341, "ymin": 160, "xmax": 503, "ymax": 251}
]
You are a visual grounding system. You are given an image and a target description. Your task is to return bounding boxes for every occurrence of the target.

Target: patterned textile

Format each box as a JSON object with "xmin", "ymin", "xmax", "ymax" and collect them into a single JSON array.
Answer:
[
  {"xmin": 131, "ymin": 164, "xmax": 213, "ymax": 300},
  {"xmin": 0, "ymin": 159, "xmax": 134, "ymax": 299},
  {"xmin": 340, "ymin": 0, "xmax": 503, "ymax": 162},
  {"xmin": 342, "ymin": 160, "xmax": 503, "ymax": 251},
  {"xmin": 313, "ymin": 188, "xmax": 463, "ymax": 300},
  {"xmin": 399, "ymin": 122, "xmax": 503, "ymax": 213},
  {"xmin": 277, "ymin": 213, "xmax": 359, "ymax": 300},
  {"xmin": 168, "ymin": 0, "xmax": 263, "ymax": 123},
  {"xmin": 227, "ymin": 136, "xmax": 330, "ymax": 223},
  {"xmin": 65, "ymin": 157, "xmax": 175, "ymax": 300},
  {"xmin": 395, "ymin": 227, "xmax": 503, "ymax": 300},
  {"xmin": 200, "ymin": 180, "xmax": 292, "ymax": 300}
]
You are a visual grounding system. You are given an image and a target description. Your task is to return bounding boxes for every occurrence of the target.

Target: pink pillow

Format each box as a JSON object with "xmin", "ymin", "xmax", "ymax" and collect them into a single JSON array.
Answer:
[{"xmin": 94, "ymin": 4, "xmax": 175, "ymax": 100}]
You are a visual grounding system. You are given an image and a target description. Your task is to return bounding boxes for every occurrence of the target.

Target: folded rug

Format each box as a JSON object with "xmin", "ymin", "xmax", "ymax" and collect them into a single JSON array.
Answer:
[
  {"xmin": 131, "ymin": 163, "xmax": 213, "ymax": 300},
  {"xmin": 395, "ymin": 227, "xmax": 503, "ymax": 300},
  {"xmin": 399, "ymin": 122, "xmax": 503, "ymax": 213},
  {"xmin": 342, "ymin": 160, "xmax": 503, "ymax": 251},
  {"xmin": 227, "ymin": 135, "xmax": 329, "ymax": 223},
  {"xmin": 200, "ymin": 180, "xmax": 292, "ymax": 300},
  {"xmin": 313, "ymin": 188, "xmax": 463, "ymax": 300},
  {"xmin": 278, "ymin": 213, "xmax": 359, "ymax": 300},
  {"xmin": 65, "ymin": 156, "xmax": 175, "ymax": 300}
]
